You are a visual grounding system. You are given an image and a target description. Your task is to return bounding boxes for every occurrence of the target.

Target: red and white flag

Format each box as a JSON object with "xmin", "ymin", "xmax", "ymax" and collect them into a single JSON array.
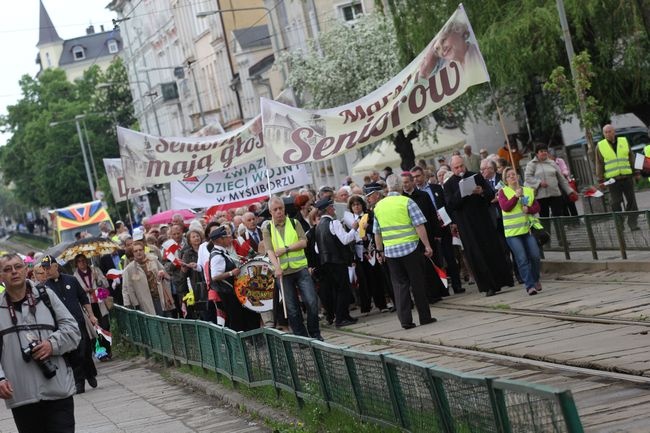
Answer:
[
  {"xmin": 161, "ymin": 239, "xmax": 183, "ymax": 267},
  {"xmin": 94, "ymin": 325, "xmax": 112, "ymax": 345},
  {"xmin": 106, "ymin": 269, "xmax": 123, "ymax": 280}
]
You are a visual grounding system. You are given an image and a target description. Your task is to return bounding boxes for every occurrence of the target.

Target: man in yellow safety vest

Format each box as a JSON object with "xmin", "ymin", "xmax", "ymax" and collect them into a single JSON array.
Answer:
[
  {"xmin": 374, "ymin": 175, "xmax": 437, "ymax": 330},
  {"xmin": 596, "ymin": 124, "xmax": 640, "ymax": 231},
  {"xmin": 263, "ymin": 197, "xmax": 323, "ymax": 341}
]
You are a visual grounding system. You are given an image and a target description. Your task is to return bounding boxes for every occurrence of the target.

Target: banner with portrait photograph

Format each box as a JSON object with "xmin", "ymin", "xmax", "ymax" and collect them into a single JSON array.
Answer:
[{"xmin": 261, "ymin": 4, "xmax": 488, "ymax": 168}]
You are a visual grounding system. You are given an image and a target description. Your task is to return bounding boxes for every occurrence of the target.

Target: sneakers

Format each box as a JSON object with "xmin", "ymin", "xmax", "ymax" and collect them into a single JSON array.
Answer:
[
  {"xmin": 527, "ymin": 287, "xmax": 538, "ymax": 296},
  {"xmin": 535, "ymin": 282, "xmax": 542, "ymax": 292}
]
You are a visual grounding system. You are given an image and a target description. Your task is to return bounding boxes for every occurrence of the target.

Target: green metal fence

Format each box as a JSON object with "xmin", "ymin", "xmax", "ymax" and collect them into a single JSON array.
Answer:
[
  {"xmin": 540, "ymin": 210, "xmax": 650, "ymax": 259},
  {"xmin": 114, "ymin": 306, "xmax": 584, "ymax": 433}
]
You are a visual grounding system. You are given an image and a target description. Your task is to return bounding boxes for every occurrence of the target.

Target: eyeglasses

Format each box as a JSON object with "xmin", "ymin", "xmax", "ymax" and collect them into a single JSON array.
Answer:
[{"xmin": 2, "ymin": 263, "xmax": 26, "ymax": 273}]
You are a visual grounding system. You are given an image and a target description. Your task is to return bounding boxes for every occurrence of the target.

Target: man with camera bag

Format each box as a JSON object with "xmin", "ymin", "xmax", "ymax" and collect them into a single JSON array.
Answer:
[{"xmin": 0, "ymin": 253, "xmax": 80, "ymax": 433}]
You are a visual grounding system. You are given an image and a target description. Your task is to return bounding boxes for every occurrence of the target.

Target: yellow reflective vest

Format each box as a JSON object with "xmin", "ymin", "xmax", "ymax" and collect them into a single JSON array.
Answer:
[
  {"xmin": 374, "ymin": 195, "xmax": 419, "ymax": 247},
  {"xmin": 597, "ymin": 137, "xmax": 632, "ymax": 179},
  {"xmin": 644, "ymin": 144, "xmax": 650, "ymax": 158},
  {"xmin": 270, "ymin": 219, "xmax": 307, "ymax": 270},
  {"xmin": 501, "ymin": 186, "xmax": 536, "ymax": 238}
]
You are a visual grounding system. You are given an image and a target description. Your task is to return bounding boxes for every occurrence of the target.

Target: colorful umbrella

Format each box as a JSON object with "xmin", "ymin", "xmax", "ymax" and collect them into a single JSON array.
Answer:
[
  {"xmin": 147, "ymin": 209, "xmax": 196, "ymax": 225},
  {"xmin": 57, "ymin": 236, "xmax": 120, "ymax": 263}
]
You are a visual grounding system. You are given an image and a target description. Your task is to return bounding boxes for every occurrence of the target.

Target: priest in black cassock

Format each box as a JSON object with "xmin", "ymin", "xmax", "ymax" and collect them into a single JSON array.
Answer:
[{"xmin": 443, "ymin": 156, "xmax": 514, "ymax": 296}]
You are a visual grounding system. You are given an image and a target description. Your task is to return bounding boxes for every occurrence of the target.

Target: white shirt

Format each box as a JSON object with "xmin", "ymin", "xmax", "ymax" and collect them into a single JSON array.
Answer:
[{"xmin": 314, "ymin": 215, "xmax": 357, "ymax": 254}]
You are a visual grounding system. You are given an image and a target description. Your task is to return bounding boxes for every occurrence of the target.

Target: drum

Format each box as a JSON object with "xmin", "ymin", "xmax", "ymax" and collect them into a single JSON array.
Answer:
[{"xmin": 234, "ymin": 258, "xmax": 275, "ymax": 312}]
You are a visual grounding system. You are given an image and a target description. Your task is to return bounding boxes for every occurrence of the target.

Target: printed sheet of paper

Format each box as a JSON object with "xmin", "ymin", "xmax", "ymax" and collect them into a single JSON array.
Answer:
[
  {"xmin": 437, "ymin": 206, "xmax": 452, "ymax": 226},
  {"xmin": 459, "ymin": 174, "xmax": 477, "ymax": 197}
]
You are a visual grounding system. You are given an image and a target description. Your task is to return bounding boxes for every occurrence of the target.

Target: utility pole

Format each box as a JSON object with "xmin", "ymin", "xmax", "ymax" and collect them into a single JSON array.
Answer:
[{"xmin": 556, "ymin": 0, "xmax": 596, "ymax": 179}]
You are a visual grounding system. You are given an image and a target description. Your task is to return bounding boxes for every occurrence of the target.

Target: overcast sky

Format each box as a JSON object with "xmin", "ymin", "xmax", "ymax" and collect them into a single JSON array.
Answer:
[{"xmin": 0, "ymin": 0, "xmax": 117, "ymax": 146}]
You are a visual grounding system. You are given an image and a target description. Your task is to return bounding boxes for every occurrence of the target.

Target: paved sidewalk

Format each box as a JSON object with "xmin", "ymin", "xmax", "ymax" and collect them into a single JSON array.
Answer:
[{"xmin": 0, "ymin": 360, "xmax": 268, "ymax": 433}]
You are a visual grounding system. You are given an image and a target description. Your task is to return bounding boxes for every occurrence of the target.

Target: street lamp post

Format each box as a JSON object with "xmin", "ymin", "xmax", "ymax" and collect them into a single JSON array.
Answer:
[
  {"xmin": 49, "ymin": 117, "xmax": 95, "ymax": 200},
  {"xmin": 197, "ymin": 6, "xmax": 286, "ymax": 122}
]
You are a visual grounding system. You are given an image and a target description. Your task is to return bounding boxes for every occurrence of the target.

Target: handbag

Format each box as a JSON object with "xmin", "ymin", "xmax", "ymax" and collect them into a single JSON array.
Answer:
[{"xmin": 531, "ymin": 226, "xmax": 550, "ymax": 246}]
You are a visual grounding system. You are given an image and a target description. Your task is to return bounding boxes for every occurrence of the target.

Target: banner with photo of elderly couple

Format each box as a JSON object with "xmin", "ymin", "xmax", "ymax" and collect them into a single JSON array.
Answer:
[
  {"xmin": 116, "ymin": 4, "xmax": 488, "ymax": 185},
  {"xmin": 261, "ymin": 4, "xmax": 489, "ymax": 168}
]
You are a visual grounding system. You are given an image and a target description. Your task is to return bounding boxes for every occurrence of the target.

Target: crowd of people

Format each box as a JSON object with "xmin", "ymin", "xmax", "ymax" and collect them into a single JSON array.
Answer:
[{"xmin": 0, "ymin": 123, "xmax": 645, "ymax": 432}]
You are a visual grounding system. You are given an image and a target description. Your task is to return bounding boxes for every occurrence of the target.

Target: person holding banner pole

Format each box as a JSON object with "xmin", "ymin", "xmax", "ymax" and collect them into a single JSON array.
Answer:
[{"xmin": 263, "ymin": 197, "xmax": 323, "ymax": 341}]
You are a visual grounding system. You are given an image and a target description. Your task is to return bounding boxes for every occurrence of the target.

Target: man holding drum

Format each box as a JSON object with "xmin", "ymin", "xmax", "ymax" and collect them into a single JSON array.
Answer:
[{"xmin": 263, "ymin": 197, "xmax": 323, "ymax": 341}]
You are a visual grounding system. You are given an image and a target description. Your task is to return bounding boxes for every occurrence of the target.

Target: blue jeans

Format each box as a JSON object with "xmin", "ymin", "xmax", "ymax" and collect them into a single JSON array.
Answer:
[
  {"xmin": 506, "ymin": 233, "xmax": 541, "ymax": 290},
  {"xmin": 281, "ymin": 268, "xmax": 321, "ymax": 339}
]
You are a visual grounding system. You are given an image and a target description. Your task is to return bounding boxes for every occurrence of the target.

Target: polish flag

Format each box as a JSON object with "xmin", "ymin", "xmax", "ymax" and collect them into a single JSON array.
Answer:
[
  {"xmin": 428, "ymin": 258, "xmax": 449, "ymax": 289},
  {"xmin": 94, "ymin": 325, "xmax": 112, "ymax": 345},
  {"xmin": 106, "ymin": 269, "xmax": 123, "ymax": 280},
  {"xmin": 161, "ymin": 239, "xmax": 183, "ymax": 267}
]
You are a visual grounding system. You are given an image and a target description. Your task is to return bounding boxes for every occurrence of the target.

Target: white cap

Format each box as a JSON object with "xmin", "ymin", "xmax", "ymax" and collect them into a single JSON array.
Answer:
[{"xmin": 132, "ymin": 227, "xmax": 145, "ymax": 241}]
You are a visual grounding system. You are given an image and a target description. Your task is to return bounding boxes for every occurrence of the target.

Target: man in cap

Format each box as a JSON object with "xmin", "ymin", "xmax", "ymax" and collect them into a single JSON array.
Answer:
[
  {"xmin": 263, "ymin": 197, "xmax": 323, "ymax": 340},
  {"xmin": 41, "ymin": 255, "xmax": 98, "ymax": 394},
  {"xmin": 373, "ymin": 176, "xmax": 437, "ymax": 329},
  {"xmin": 314, "ymin": 198, "xmax": 359, "ymax": 327}
]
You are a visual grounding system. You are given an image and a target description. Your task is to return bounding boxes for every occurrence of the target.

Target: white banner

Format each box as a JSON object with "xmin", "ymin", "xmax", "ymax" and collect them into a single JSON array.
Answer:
[
  {"xmin": 117, "ymin": 116, "xmax": 264, "ymax": 188},
  {"xmin": 102, "ymin": 158, "xmax": 149, "ymax": 203},
  {"xmin": 170, "ymin": 159, "xmax": 309, "ymax": 209},
  {"xmin": 117, "ymin": 91, "xmax": 296, "ymax": 188},
  {"xmin": 261, "ymin": 5, "xmax": 488, "ymax": 168}
]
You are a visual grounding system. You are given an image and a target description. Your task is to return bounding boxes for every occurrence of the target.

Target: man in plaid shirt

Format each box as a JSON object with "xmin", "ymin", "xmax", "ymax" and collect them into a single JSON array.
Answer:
[{"xmin": 373, "ymin": 175, "xmax": 437, "ymax": 330}]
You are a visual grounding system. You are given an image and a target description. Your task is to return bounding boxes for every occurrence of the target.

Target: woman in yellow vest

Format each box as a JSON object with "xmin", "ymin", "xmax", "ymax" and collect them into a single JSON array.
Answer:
[{"xmin": 498, "ymin": 167, "xmax": 543, "ymax": 296}]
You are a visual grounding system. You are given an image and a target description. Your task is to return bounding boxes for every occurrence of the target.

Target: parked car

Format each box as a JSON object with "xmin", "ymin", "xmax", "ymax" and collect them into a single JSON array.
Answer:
[{"xmin": 567, "ymin": 126, "xmax": 649, "ymax": 153}]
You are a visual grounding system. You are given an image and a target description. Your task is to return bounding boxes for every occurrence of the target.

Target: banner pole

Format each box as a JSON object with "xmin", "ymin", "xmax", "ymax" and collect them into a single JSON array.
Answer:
[
  {"xmin": 279, "ymin": 276, "xmax": 288, "ymax": 319},
  {"xmin": 119, "ymin": 155, "xmax": 135, "ymax": 230},
  {"xmin": 265, "ymin": 166, "xmax": 272, "ymax": 200},
  {"xmin": 489, "ymin": 84, "xmax": 518, "ymax": 186}
]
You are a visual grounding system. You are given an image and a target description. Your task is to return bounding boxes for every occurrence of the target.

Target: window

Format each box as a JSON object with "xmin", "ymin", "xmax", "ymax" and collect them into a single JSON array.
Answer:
[
  {"xmin": 340, "ymin": 2, "xmax": 364, "ymax": 22},
  {"xmin": 107, "ymin": 39, "xmax": 119, "ymax": 54},
  {"xmin": 72, "ymin": 46, "xmax": 85, "ymax": 60}
]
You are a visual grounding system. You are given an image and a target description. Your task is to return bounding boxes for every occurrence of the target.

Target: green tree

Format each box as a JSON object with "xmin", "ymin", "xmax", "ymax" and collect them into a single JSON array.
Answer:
[
  {"xmin": 0, "ymin": 59, "xmax": 135, "ymax": 209},
  {"xmin": 280, "ymin": 14, "xmax": 428, "ymax": 168},
  {"xmin": 387, "ymin": 0, "xmax": 650, "ymax": 139},
  {"xmin": 281, "ymin": 14, "xmax": 401, "ymax": 108}
]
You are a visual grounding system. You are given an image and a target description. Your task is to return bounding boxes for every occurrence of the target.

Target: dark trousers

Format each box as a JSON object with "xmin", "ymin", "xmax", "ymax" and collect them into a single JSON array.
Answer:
[
  {"xmin": 360, "ymin": 260, "xmax": 388, "ymax": 310},
  {"xmin": 320, "ymin": 263, "xmax": 354, "ymax": 324},
  {"xmin": 220, "ymin": 291, "xmax": 262, "ymax": 332},
  {"xmin": 438, "ymin": 232, "xmax": 462, "ymax": 291},
  {"xmin": 70, "ymin": 323, "xmax": 97, "ymax": 388},
  {"xmin": 386, "ymin": 250, "xmax": 432, "ymax": 326},
  {"xmin": 12, "ymin": 396, "xmax": 75, "ymax": 433},
  {"xmin": 609, "ymin": 176, "xmax": 639, "ymax": 229},
  {"xmin": 538, "ymin": 195, "xmax": 566, "ymax": 218},
  {"xmin": 354, "ymin": 258, "xmax": 371, "ymax": 313}
]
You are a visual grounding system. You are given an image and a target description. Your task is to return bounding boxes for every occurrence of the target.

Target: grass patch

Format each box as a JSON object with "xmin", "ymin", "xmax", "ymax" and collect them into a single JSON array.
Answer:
[
  {"xmin": 490, "ymin": 303, "xmax": 511, "ymax": 310},
  {"xmin": 9, "ymin": 233, "xmax": 52, "ymax": 250},
  {"xmin": 175, "ymin": 363, "xmax": 399, "ymax": 433}
]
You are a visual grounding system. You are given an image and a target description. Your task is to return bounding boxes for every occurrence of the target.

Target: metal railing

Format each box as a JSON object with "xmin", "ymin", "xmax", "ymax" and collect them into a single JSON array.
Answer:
[
  {"xmin": 539, "ymin": 210, "xmax": 650, "ymax": 260},
  {"xmin": 114, "ymin": 306, "xmax": 584, "ymax": 433}
]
